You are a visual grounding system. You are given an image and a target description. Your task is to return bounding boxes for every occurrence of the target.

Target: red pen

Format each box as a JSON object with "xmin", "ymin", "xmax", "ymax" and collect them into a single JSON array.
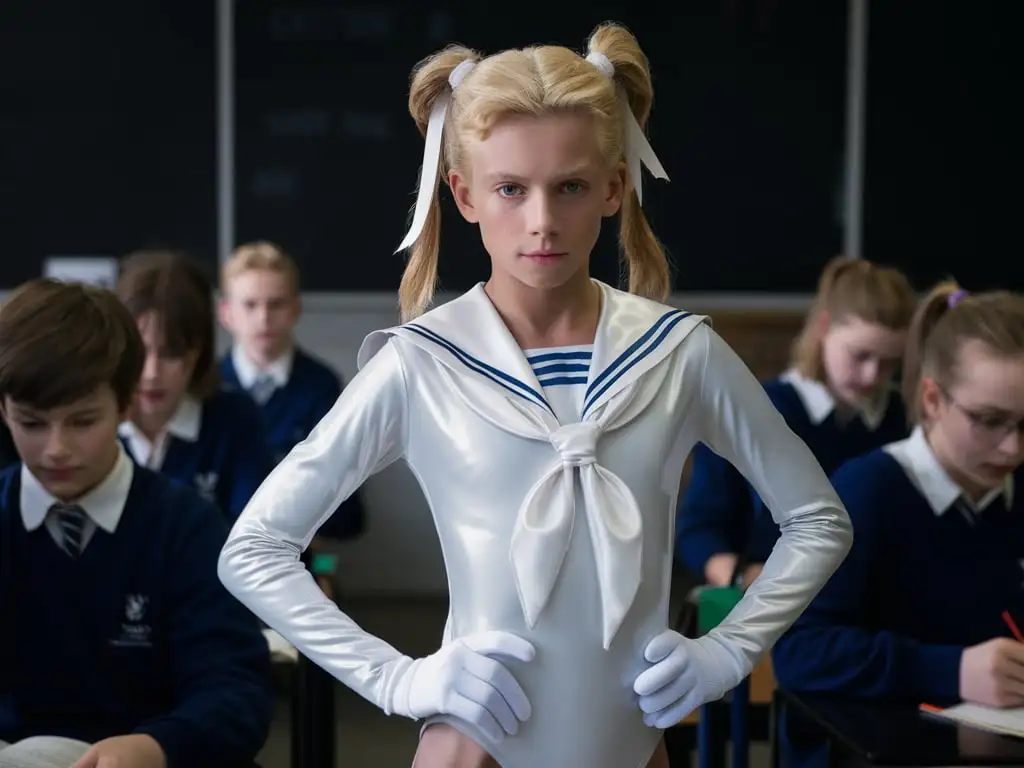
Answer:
[{"xmin": 1002, "ymin": 610, "xmax": 1024, "ymax": 643}]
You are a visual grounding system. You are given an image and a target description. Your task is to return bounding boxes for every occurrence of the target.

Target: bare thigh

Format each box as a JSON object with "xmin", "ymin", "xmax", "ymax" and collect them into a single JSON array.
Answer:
[
  {"xmin": 646, "ymin": 739, "xmax": 670, "ymax": 768},
  {"xmin": 413, "ymin": 724, "xmax": 671, "ymax": 767},
  {"xmin": 413, "ymin": 724, "xmax": 499, "ymax": 768}
]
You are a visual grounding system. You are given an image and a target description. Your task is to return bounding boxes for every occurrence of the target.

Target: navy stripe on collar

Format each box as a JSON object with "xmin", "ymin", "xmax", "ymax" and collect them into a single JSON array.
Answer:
[
  {"xmin": 406, "ymin": 324, "xmax": 553, "ymax": 415},
  {"xmin": 582, "ymin": 310, "xmax": 690, "ymax": 418}
]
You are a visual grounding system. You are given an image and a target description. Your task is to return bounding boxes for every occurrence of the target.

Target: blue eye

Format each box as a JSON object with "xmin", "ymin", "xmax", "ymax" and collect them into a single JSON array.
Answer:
[
  {"xmin": 497, "ymin": 184, "xmax": 523, "ymax": 198},
  {"xmin": 562, "ymin": 181, "xmax": 583, "ymax": 194}
]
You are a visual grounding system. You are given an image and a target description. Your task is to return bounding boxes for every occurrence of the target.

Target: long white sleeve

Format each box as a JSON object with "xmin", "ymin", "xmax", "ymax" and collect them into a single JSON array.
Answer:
[
  {"xmin": 690, "ymin": 326, "xmax": 853, "ymax": 690},
  {"xmin": 218, "ymin": 340, "xmax": 415, "ymax": 714}
]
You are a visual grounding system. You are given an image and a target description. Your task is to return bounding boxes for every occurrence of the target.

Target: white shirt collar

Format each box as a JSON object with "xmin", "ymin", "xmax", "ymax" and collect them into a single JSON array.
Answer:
[
  {"xmin": 779, "ymin": 368, "xmax": 889, "ymax": 431},
  {"xmin": 231, "ymin": 345, "xmax": 294, "ymax": 390},
  {"xmin": 884, "ymin": 426, "xmax": 1014, "ymax": 516},
  {"xmin": 164, "ymin": 395, "xmax": 202, "ymax": 441},
  {"xmin": 19, "ymin": 444, "xmax": 134, "ymax": 534},
  {"xmin": 118, "ymin": 396, "xmax": 202, "ymax": 468},
  {"xmin": 119, "ymin": 395, "xmax": 202, "ymax": 444}
]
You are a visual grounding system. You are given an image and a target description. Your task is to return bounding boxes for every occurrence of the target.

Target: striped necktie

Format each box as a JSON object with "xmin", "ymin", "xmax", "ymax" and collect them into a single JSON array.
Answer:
[
  {"xmin": 250, "ymin": 373, "xmax": 276, "ymax": 406},
  {"xmin": 51, "ymin": 503, "xmax": 88, "ymax": 557}
]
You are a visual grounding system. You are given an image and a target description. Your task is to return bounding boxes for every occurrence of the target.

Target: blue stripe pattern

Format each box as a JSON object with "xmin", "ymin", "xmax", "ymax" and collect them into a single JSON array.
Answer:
[
  {"xmin": 406, "ymin": 309, "xmax": 690, "ymax": 416},
  {"xmin": 581, "ymin": 310, "xmax": 691, "ymax": 418},
  {"xmin": 406, "ymin": 324, "xmax": 554, "ymax": 414},
  {"xmin": 528, "ymin": 349, "xmax": 591, "ymax": 388}
]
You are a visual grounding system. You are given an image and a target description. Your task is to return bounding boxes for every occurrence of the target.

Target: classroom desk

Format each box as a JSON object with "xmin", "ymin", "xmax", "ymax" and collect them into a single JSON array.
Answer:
[{"xmin": 774, "ymin": 689, "xmax": 1024, "ymax": 767}]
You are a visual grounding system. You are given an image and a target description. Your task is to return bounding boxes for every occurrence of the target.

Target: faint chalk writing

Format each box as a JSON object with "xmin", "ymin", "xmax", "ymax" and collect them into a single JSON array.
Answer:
[
  {"xmin": 339, "ymin": 7, "xmax": 397, "ymax": 41},
  {"xmin": 263, "ymin": 109, "xmax": 331, "ymax": 138},
  {"xmin": 267, "ymin": 6, "xmax": 397, "ymax": 42},
  {"xmin": 250, "ymin": 169, "xmax": 298, "ymax": 198},
  {"xmin": 339, "ymin": 110, "xmax": 394, "ymax": 141},
  {"xmin": 425, "ymin": 11, "xmax": 454, "ymax": 43}
]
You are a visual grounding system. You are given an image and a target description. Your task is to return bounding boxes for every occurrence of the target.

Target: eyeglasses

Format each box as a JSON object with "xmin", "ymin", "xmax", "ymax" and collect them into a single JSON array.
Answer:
[{"xmin": 943, "ymin": 391, "xmax": 1024, "ymax": 443}]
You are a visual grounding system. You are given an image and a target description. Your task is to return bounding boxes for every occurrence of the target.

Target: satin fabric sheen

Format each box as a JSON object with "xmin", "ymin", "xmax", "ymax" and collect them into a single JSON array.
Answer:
[{"xmin": 219, "ymin": 281, "xmax": 852, "ymax": 767}]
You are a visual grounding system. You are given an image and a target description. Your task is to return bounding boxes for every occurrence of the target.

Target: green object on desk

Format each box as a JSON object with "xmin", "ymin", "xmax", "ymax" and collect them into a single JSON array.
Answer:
[
  {"xmin": 311, "ymin": 552, "xmax": 338, "ymax": 575},
  {"xmin": 698, "ymin": 586, "xmax": 744, "ymax": 635}
]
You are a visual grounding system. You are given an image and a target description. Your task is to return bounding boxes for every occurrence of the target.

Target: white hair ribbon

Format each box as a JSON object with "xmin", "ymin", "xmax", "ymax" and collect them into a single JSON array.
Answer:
[
  {"xmin": 395, "ymin": 60, "xmax": 476, "ymax": 253},
  {"xmin": 584, "ymin": 51, "xmax": 669, "ymax": 205}
]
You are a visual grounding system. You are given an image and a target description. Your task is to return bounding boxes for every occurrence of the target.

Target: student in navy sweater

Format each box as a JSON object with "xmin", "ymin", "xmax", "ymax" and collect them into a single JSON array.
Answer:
[
  {"xmin": 0, "ymin": 278, "xmax": 273, "ymax": 767},
  {"xmin": 677, "ymin": 257, "xmax": 916, "ymax": 587},
  {"xmin": 115, "ymin": 251, "xmax": 275, "ymax": 524},
  {"xmin": 773, "ymin": 281, "xmax": 1024, "ymax": 707},
  {"xmin": 217, "ymin": 241, "xmax": 364, "ymax": 539}
]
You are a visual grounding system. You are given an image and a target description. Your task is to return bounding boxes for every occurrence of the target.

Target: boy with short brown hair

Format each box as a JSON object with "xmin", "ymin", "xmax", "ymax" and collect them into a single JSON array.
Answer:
[{"xmin": 0, "ymin": 278, "xmax": 273, "ymax": 768}]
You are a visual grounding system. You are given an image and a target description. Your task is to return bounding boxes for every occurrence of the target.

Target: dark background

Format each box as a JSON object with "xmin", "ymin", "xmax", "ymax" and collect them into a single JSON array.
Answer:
[{"xmin": 0, "ymin": 1, "xmax": 1015, "ymax": 293}]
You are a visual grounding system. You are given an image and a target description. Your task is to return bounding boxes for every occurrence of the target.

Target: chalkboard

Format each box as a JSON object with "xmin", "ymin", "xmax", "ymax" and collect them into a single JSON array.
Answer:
[
  {"xmin": 863, "ymin": 0, "xmax": 1017, "ymax": 292},
  {"xmin": 234, "ymin": 2, "xmax": 849, "ymax": 293},
  {"xmin": 4, "ymin": 2, "xmax": 1011, "ymax": 295},
  {"xmin": 0, "ymin": 1, "xmax": 217, "ymax": 288}
]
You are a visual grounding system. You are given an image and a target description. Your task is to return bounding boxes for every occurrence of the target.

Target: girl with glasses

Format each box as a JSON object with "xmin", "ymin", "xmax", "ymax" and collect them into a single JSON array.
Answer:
[{"xmin": 774, "ymin": 281, "xmax": 1024, "ymax": 709}]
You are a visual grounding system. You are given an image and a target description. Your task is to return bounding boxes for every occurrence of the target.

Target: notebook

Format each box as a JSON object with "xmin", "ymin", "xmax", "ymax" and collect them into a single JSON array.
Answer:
[
  {"xmin": 921, "ymin": 702, "xmax": 1024, "ymax": 739},
  {"xmin": 0, "ymin": 736, "xmax": 91, "ymax": 768}
]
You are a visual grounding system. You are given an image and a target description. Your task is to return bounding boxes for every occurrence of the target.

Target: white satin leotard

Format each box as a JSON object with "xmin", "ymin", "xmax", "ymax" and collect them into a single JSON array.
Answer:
[{"xmin": 218, "ymin": 280, "xmax": 852, "ymax": 768}]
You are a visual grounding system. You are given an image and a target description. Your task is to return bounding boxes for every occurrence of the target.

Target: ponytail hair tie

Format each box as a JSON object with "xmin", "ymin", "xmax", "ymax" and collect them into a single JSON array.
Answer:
[
  {"xmin": 395, "ymin": 59, "xmax": 476, "ymax": 253},
  {"xmin": 948, "ymin": 289, "xmax": 969, "ymax": 308},
  {"xmin": 584, "ymin": 50, "xmax": 668, "ymax": 205}
]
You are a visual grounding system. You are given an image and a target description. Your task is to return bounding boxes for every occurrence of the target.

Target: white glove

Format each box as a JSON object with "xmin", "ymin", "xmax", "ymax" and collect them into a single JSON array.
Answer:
[
  {"xmin": 633, "ymin": 630, "xmax": 734, "ymax": 728},
  {"xmin": 390, "ymin": 630, "xmax": 535, "ymax": 743}
]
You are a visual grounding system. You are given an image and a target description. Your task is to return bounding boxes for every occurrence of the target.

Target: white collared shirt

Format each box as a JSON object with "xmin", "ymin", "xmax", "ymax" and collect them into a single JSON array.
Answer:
[
  {"xmin": 779, "ymin": 368, "xmax": 889, "ymax": 431},
  {"xmin": 231, "ymin": 345, "xmax": 294, "ymax": 391},
  {"xmin": 20, "ymin": 444, "xmax": 134, "ymax": 553},
  {"xmin": 118, "ymin": 396, "xmax": 202, "ymax": 469},
  {"xmin": 884, "ymin": 426, "xmax": 1014, "ymax": 517}
]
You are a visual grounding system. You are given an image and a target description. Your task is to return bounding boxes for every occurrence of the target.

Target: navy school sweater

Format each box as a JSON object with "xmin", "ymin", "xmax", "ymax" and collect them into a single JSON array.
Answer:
[
  {"xmin": 220, "ymin": 346, "xmax": 364, "ymax": 539},
  {"xmin": 772, "ymin": 451, "xmax": 1024, "ymax": 702},
  {"xmin": 0, "ymin": 464, "xmax": 274, "ymax": 766},
  {"xmin": 676, "ymin": 377, "xmax": 907, "ymax": 577},
  {"xmin": 121, "ymin": 389, "xmax": 274, "ymax": 525}
]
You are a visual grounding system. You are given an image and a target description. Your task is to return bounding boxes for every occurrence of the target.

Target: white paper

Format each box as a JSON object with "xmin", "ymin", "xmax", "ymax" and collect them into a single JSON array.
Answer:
[
  {"xmin": 934, "ymin": 702, "xmax": 1024, "ymax": 738},
  {"xmin": 263, "ymin": 627, "xmax": 299, "ymax": 664},
  {"xmin": 0, "ymin": 735, "xmax": 91, "ymax": 768},
  {"xmin": 43, "ymin": 257, "xmax": 119, "ymax": 289}
]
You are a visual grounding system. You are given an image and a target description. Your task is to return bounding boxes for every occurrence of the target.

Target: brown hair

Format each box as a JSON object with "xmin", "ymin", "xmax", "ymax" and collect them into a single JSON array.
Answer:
[
  {"xmin": 399, "ymin": 22, "xmax": 669, "ymax": 321},
  {"xmin": 791, "ymin": 256, "xmax": 917, "ymax": 380},
  {"xmin": 222, "ymin": 240, "xmax": 300, "ymax": 294},
  {"xmin": 902, "ymin": 281, "xmax": 1024, "ymax": 424},
  {"xmin": 117, "ymin": 249, "xmax": 219, "ymax": 399},
  {"xmin": 0, "ymin": 279, "xmax": 145, "ymax": 411}
]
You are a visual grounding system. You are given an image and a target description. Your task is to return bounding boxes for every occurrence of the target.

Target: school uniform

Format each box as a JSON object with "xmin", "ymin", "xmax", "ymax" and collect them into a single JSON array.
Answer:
[
  {"xmin": 772, "ymin": 426, "xmax": 1024, "ymax": 702},
  {"xmin": 119, "ymin": 390, "xmax": 274, "ymax": 524},
  {"xmin": 220, "ymin": 345, "xmax": 364, "ymax": 539},
  {"xmin": 0, "ymin": 447, "xmax": 274, "ymax": 767},
  {"xmin": 221, "ymin": 346, "xmax": 340, "ymax": 463},
  {"xmin": 676, "ymin": 368, "xmax": 907, "ymax": 580},
  {"xmin": 219, "ymin": 280, "xmax": 852, "ymax": 768}
]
